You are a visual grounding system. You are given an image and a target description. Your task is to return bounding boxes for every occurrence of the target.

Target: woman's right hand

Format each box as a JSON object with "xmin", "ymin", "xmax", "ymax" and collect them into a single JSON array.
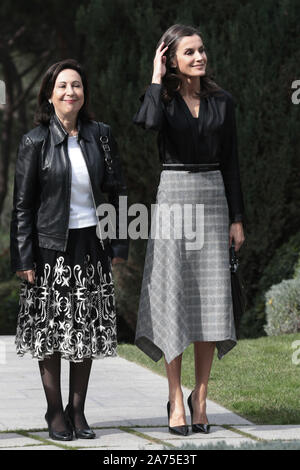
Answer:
[
  {"xmin": 152, "ymin": 42, "xmax": 169, "ymax": 84},
  {"xmin": 16, "ymin": 269, "xmax": 35, "ymax": 284}
]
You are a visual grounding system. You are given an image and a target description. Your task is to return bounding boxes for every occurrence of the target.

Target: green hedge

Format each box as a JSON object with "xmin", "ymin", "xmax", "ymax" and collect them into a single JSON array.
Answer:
[
  {"xmin": 2, "ymin": 0, "xmax": 299, "ymax": 340},
  {"xmin": 77, "ymin": 0, "xmax": 300, "ymax": 339}
]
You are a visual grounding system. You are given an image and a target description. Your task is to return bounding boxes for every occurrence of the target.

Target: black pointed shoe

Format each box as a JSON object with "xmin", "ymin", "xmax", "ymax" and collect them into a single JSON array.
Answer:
[
  {"xmin": 64, "ymin": 404, "xmax": 96, "ymax": 439},
  {"xmin": 167, "ymin": 401, "xmax": 189, "ymax": 436},
  {"xmin": 187, "ymin": 392, "xmax": 210, "ymax": 434},
  {"xmin": 45, "ymin": 413, "xmax": 73, "ymax": 441}
]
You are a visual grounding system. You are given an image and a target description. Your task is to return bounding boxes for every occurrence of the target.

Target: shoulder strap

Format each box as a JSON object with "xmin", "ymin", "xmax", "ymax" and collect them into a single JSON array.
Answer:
[{"xmin": 98, "ymin": 122, "xmax": 114, "ymax": 174}]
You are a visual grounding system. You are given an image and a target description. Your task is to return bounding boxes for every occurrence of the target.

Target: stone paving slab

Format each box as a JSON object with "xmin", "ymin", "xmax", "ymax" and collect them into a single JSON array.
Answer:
[
  {"xmin": 83, "ymin": 444, "xmax": 166, "ymax": 451},
  {"xmin": 1, "ymin": 336, "xmax": 300, "ymax": 450},
  {"xmin": 1, "ymin": 426, "xmax": 300, "ymax": 450},
  {"xmin": 2, "ymin": 427, "xmax": 257, "ymax": 451},
  {"xmin": 130, "ymin": 425, "xmax": 250, "ymax": 441},
  {"xmin": 130, "ymin": 426, "xmax": 257, "ymax": 448},
  {"xmin": 162, "ymin": 437, "xmax": 256, "ymax": 448},
  {"xmin": 0, "ymin": 336, "xmax": 251, "ymax": 433},
  {"xmin": 6, "ymin": 445, "xmax": 63, "ymax": 450},
  {"xmin": 0, "ymin": 433, "xmax": 41, "ymax": 448},
  {"xmin": 234, "ymin": 425, "xmax": 300, "ymax": 441},
  {"xmin": 29, "ymin": 429, "xmax": 154, "ymax": 449}
]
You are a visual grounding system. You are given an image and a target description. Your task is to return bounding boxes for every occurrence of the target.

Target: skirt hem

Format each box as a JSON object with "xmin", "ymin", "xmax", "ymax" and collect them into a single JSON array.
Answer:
[
  {"xmin": 135, "ymin": 334, "xmax": 237, "ymax": 365},
  {"xmin": 15, "ymin": 344, "xmax": 118, "ymax": 363}
]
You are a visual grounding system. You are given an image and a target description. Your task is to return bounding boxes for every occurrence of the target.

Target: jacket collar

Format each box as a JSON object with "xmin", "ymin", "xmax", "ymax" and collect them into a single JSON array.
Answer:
[{"xmin": 49, "ymin": 112, "xmax": 91, "ymax": 145}]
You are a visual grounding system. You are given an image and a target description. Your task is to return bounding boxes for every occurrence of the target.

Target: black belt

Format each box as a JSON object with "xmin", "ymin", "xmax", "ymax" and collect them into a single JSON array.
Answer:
[{"xmin": 162, "ymin": 163, "xmax": 220, "ymax": 172}]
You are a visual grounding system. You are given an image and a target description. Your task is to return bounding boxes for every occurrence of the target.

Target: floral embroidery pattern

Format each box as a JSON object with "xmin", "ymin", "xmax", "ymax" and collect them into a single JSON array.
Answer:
[{"xmin": 15, "ymin": 254, "xmax": 116, "ymax": 362}]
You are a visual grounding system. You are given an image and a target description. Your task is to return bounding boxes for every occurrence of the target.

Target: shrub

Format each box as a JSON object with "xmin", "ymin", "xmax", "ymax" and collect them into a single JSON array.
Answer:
[
  {"xmin": 264, "ymin": 277, "xmax": 300, "ymax": 336},
  {"xmin": 0, "ymin": 247, "xmax": 11, "ymax": 282},
  {"xmin": 293, "ymin": 256, "xmax": 300, "ymax": 279},
  {"xmin": 0, "ymin": 279, "xmax": 19, "ymax": 335},
  {"xmin": 240, "ymin": 233, "xmax": 300, "ymax": 338}
]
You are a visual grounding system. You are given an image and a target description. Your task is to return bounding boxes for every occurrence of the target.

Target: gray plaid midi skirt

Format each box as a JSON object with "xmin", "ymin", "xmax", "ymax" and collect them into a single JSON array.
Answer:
[{"xmin": 135, "ymin": 169, "xmax": 236, "ymax": 364}]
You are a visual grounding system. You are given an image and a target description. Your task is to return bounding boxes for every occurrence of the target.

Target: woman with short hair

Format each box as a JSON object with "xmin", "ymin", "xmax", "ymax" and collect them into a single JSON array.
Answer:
[{"xmin": 10, "ymin": 59, "xmax": 128, "ymax": 440}]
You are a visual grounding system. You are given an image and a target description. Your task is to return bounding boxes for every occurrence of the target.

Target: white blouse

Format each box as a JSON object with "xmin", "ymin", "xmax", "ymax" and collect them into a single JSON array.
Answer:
[{"xmin": 67, "ymin": 135, "xmax": 98, "ymax": 229}]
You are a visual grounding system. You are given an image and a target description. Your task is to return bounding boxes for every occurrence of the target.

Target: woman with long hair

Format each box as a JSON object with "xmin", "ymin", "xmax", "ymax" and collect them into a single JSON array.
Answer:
[
  {"xmin": 10, "ymin": 59, "xmax": 128, "ymax": 440},
  {"xmin": 134, "ymin": 24, "xmax": 245, "ymax": 435}
]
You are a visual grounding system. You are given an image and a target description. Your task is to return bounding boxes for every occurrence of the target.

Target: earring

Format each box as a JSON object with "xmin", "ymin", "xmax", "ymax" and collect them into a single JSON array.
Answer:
[{"xmin": 48, "ymin": 99, "xmax": 52, "ymax": 104}]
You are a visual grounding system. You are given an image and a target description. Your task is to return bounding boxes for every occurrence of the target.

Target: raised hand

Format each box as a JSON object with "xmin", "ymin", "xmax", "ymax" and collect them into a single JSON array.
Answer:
[{"xmin": 152, "ymin": 42, "xmax": 169, "ymax": 84}]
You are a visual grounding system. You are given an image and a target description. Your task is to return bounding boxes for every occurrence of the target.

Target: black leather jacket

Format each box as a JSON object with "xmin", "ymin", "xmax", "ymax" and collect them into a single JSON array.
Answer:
[{"xmin": 10, "ymin": 113, "xmax": 129, "ymax": 274}]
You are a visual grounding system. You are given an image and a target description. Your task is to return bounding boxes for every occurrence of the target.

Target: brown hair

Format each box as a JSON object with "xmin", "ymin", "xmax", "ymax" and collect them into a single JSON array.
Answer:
[
  {"xmin": 157, "ymin": 24, "xmax": 222, "ymax": 102},
  {"xmin": 34, "ymin": 59, "xmax": 94, "ymax": 126}
]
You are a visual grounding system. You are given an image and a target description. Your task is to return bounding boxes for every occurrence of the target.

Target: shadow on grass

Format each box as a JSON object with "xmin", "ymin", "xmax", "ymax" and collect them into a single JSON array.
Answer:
[{"xmin": 229, "ymin": 406, "xmax": 300, "ymax": 426}]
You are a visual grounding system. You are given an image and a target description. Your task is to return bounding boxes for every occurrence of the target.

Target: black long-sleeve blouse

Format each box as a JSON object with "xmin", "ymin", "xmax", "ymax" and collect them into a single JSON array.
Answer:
[{"xmin": 133, "ymin": 83, "xmax": 245, "ymax": 224}]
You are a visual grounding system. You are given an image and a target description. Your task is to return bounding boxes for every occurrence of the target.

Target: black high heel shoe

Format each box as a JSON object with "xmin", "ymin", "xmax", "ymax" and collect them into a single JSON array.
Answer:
[
  {"xmin": 45, "ymin": 413, "xmax": 73, "ymax": 441},
  {"xmin": 167, "ymin": 401, "xmax": 189, "ymax": 436},
  {"xmin": 187, "ymin": 391, "xmax": 210, "ymax": 433},
  {"xmin": 64, "ymin": 404, "xmax": 96, "ymax": 439}
]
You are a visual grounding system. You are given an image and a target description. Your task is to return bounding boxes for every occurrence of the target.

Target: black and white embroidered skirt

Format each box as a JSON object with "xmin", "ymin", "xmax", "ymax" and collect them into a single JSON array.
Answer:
[
  {"xmin": 135, "ymin": 170, "xmax": 236, "ymax": 364},
  {"xmin": 15, "ymin": 225, "xmax": 116, "ymax": 362}
]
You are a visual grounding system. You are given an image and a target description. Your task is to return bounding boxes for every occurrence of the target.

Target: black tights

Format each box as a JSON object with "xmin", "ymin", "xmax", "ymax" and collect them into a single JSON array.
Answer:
[{"xmin": 38, "ymin": 353, "xmax": 92, "ymax": 431}]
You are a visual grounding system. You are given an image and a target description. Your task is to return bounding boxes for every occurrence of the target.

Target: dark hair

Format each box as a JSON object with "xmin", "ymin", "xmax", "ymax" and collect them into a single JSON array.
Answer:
[
  {"xmin": 157, "ymin": 24, "xmax": 222, "ymax": 102},
  {"xmin": 34, "ymin": 59, "xmax": 94, "ymax": 126}
]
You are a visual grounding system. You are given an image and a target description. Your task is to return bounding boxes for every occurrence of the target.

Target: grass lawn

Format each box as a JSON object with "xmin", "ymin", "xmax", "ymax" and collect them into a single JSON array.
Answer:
[{"xmin": 117, "ymin": 333, "xmax": 300, "ymax": 425}]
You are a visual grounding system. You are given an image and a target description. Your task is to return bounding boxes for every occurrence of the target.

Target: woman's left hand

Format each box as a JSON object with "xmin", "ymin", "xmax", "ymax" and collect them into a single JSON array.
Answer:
[
  {"xmin": 111, "ymin": 257, "xmax": 126, "ymax": 266},
  {"xmin": 229, "ymin": 222, "xmax": 245, "ymax": 252}
]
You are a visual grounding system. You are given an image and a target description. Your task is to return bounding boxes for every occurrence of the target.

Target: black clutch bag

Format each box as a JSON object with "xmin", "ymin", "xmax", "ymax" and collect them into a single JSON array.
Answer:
[{"xmin": 229, "ymin": 243, "xmax": 246, "ymax": 336}]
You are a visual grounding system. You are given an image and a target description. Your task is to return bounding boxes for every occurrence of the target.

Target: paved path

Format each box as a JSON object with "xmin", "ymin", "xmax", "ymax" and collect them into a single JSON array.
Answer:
[{"xmin": 0, "ymin": 336, "xmax": 299, "ymax": 450}]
